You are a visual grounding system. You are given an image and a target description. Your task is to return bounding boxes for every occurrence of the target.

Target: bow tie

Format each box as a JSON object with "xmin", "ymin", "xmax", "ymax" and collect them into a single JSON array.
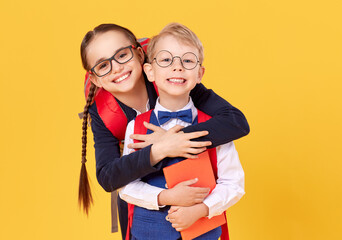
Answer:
[{"xmin": 157, "ymin": 109, "xmax": 193, "ymax": 125}]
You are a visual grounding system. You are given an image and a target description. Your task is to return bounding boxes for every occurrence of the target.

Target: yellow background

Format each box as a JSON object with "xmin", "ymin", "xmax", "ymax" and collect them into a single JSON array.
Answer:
[{"xmin": 0, "ymin": 0, "xmax": 341, "ymax": 239}]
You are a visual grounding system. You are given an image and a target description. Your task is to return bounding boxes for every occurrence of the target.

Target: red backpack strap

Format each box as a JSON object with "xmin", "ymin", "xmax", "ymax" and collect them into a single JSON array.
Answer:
[
  {"xmin": 125, "ymin": 203, "xmax": 135, "ymax": 240},
  {"xmin": 83, "ymin": 72, "xmax": 127, "ymax": 141},
  {"xmin": 220, "ymin": 218, "xmax": 229, "ymax": 240},
  {"xmin": 197, "ymin": 110, "xmax": 229, "ymax": 240},
  {"xmin": 133, "ymin": 110, "xmax": 153, "ymax": 141},
  {"xmin": 197, "ymin": 110, "xmax": 218, "ymax": 178},
  {"xmin": 137, "ymin": 37, "xmax": 150, "ymax": 53},
  {"xmin": 95, "ymin": 89, "xmax": 127, "ymax": 141},
  {"xmin": 125, "ymin": 110, "xmax": 153, "ymax": 240}
]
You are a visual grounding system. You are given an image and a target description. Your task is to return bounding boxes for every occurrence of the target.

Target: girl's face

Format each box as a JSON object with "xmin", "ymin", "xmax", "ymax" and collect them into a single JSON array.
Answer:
[{"xmin": 86, "ymin": 30, "xmax": 145, "ymax": 95}]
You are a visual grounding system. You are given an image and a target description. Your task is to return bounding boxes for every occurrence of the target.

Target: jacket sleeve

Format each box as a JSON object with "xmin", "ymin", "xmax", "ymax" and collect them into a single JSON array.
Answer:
[
  {"xmin": 89, "ymin": 103, "xmax": 159, "ymax": 192},
  {"xmin": 186, "ymin": 83, "xmax": 250, "ymax": 148}
]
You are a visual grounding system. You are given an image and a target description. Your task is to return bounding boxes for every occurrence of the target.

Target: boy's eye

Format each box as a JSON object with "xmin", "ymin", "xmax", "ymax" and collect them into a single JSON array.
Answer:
[
  {"xmin": 183, "ymin": 59, "xmax": 195, "ymax": 63},
  {"xmin": 161, "ymin": 58, "xmax": 172, "ymax": 62}
]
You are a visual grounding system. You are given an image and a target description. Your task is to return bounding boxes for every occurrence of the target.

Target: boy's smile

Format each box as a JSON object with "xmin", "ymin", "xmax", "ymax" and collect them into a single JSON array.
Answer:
[
  {"xmin": 144, "ymin": 35, "xmax": 205, "ymax": 109},
  {"xmin": 167, "ymin": 77, "xmax": 186, "ymax": 84}
]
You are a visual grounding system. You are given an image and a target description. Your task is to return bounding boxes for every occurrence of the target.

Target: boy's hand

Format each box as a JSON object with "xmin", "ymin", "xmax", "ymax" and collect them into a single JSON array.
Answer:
[
  {"xmin": 158, "ymin": 178, "xmax": 210, "ymax": 206},
  {"xmin": 166, "ymin": 204, "xmax": 209, "ymax": 231}
]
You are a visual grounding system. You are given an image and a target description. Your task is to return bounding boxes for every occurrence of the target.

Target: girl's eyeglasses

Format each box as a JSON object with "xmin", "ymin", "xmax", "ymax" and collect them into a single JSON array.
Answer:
[{"xmin": 90, "ymin": 45, "xmax": 136, "ymax": 77}]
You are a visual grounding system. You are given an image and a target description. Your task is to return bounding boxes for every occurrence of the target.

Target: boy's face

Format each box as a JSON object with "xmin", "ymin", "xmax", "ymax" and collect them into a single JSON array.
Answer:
[{"xmin": 144, "ymin": 35, "xmax": 205, "ymax": 100}]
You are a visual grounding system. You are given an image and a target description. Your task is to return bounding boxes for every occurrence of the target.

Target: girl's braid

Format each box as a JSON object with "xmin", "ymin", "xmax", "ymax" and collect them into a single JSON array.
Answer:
[{"xmin": 78, "ymin": 82, "xmax": 97, "ymax": 215}]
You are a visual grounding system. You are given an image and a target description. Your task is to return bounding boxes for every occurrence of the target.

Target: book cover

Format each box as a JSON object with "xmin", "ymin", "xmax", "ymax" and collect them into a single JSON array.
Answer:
[{"xmin": 163, "ymin": 151, "xmax": 226, "ymax": 240}]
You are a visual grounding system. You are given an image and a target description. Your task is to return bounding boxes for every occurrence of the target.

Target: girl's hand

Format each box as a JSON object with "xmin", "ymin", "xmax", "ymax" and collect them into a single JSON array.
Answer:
[
  {"xmin": 128, "ymin": 122, "xmax": 167, "ymax": 149},
  {"xmin": 166, "ymin": 204, "xmax": 209, "ymax": 231},
  {"xmin": 146, "ymin": 124, "xmax": 212, "ymax": 165},
  {"xmin": 158, "ymin": 178, "xmax": 210, "ymax": 206}
]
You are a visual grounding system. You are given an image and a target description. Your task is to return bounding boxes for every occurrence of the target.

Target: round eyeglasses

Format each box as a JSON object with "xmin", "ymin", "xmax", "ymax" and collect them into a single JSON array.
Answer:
[
  {"xmin": 152, "ymin": 50, "xmax": 200, "ymax": 70},
  {"xmin": 90, "ymin": 45, "xmax": 136, "ymax": 77}
]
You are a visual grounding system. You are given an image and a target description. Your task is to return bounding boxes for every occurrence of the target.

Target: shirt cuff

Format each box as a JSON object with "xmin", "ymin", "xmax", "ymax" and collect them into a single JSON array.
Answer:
[{"xmin": 203, "ymin": 194, "xmax": 223, "ymax": 219}]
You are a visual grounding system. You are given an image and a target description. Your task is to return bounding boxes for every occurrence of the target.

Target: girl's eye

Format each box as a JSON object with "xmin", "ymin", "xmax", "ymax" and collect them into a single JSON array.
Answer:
[
  {"xmin": 98, "ymin": 62, "xmax": 109, "ymax": 70},
  {"xmin": 118, "ymin": 53, "xmax": 127, "ymax": 59}
]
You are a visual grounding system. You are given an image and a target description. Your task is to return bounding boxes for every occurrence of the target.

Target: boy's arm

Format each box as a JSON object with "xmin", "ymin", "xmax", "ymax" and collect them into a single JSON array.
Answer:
[
  {"xmin": 119, "ymin": 178, "xmax": 210, "ymax": 209},
  {"xmin": 187, "ymin": 83, "xmax": 250, "ymax": 147},
  {"xmin": 119, "ymin": 179, "xmax": 164, "ymax": 210},
  {"xmin": 167, "ymin": 204, "xmax": 209, "ymax": 232},
  {"xmin": 202, "ymin": 142, "xmax": 245, "ymax": 218},
  {"xmin": 167, "ymin": 141, "xmax": 245, "ymax": 230}
]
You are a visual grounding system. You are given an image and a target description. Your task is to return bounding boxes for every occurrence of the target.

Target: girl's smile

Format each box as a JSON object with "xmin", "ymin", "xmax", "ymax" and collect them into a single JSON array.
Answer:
[
  {"xmin": 112, "ymin": 71, "xmax": 131, "ymax": 83},
  {"xmin": 86, "ymin": 30, "xmax": 145, "ymax": 95}
]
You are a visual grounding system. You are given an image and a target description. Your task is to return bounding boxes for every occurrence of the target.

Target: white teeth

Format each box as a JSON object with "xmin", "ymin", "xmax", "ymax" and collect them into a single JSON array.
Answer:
[
  {"xmin": 168, "ymin": 78, "xmax": 185, "ymax": 83},
  {"xmin": 115, "ymin": 73, "xmax": 130, "ymax": 83}
]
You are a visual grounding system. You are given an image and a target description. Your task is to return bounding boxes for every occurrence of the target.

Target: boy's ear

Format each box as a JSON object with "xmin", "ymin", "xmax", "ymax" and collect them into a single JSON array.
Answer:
[
  {"xmin": 197, "ymin": 66, "xmax": 205, "ymax": 84},
  {"xmin": 89, "ymin": 73, "xmax": 103, "ymax": 88},
  {"xmin": 143, "ymin": 63, "xmax": 155, "ymax": 82}
]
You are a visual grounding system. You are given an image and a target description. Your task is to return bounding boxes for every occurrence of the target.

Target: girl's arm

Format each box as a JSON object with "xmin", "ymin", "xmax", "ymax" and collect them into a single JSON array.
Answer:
[
  {"xmin": 89, "ymin": 104, "xmax": 159, "ymax": 192},
  {"xmin": 187, "ymin": 83, "xmax": 250, "ymax": 147},
  {"xmin": 129, "ymin": 83, "xmax": 249, "ymax": 149},
  {"xmin": 89, "ymin": 103, "xmax": 211, "ymax": 192}
]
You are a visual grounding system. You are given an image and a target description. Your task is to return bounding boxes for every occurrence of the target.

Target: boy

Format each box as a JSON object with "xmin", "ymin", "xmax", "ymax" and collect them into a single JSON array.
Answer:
[{"xmin": 119, "ymin": 23, "xmax": 245, "ymax": 240}]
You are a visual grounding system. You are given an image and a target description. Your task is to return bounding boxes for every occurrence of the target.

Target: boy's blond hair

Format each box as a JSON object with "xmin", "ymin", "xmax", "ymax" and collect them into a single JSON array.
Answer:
[{"xmin": 147, "ymin": 23, "xmax": 204, "ymax": 64}]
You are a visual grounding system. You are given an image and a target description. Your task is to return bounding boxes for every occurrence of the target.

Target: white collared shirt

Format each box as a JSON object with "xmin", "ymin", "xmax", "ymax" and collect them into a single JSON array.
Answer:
[{"xmin": 119, "ymin": 97, "xmax": 245, "ymax": 218}]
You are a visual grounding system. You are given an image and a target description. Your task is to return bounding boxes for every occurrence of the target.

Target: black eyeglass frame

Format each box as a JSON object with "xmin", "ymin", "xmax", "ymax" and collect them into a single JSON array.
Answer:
[
  {"xmin": 90, "ymin": 45, "xmax": 137, "ymax": 77},
  {"xmin": 152, "ymin": 50, "xmax": 201, "ymax": 70}
]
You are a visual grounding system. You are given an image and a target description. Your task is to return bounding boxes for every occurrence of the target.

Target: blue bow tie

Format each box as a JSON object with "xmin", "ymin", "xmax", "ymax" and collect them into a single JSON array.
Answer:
[{"xmin": 157, "ymin": 109, "xmax": 193, "ymax": 125}]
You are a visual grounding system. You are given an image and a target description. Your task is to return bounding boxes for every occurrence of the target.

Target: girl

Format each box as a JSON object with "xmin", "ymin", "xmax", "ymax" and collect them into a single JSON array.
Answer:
[{"xmin": 79, "ymin": 23, "xmax": 249, "ymax": 239}]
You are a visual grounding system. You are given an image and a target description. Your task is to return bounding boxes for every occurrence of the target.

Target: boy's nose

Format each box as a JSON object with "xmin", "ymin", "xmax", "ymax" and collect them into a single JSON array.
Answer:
[
  {"xmin": 111, "ymin": 59, "xmax": 123, "ymax": 73},
  {"xmin": 172, "ymin": 57, "xmax": 184, "ymax": 71}
]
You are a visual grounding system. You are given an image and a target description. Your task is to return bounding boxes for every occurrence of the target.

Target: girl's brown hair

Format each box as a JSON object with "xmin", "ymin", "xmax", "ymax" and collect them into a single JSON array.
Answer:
[{"xmin": 79, "ymin": 24, "xmax": 143, "ymax": 215}]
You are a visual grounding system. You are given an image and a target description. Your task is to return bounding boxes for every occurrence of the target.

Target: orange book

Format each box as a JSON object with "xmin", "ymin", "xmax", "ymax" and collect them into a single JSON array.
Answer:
[{"xmin": 163, "ymin": 151, "xmax": 226, "ymax": 240}]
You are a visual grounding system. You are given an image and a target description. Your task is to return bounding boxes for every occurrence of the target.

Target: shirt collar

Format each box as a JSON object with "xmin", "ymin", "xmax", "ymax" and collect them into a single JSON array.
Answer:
[{"xmin": 154, "ymin": 97, "xmax": 197, "ymax": 123}]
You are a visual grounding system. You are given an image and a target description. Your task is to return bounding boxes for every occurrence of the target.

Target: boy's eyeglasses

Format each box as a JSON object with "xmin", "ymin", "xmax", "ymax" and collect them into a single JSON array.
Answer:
[
  {"xmin": 152, "ymin": 50, "xmax": 200, "ymax": 70},
  {"xmin": 90, "ymin": 45, "xmax": 137, "ymax": 77}
]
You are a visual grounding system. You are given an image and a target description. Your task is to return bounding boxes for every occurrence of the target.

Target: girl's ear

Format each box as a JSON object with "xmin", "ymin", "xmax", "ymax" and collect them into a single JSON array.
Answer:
[
  {"xmin": 89, "ymin": 72, "xmax": 103, "ymax": 88},
  {"xmin": 137, "ymin": 47, "xmax": 145, "ymax": 64},
  {"xmin": 143, "ymin": 63, "xmax": 154, "ymax": 82},
  {"xmin": 197, "ymin": 66, "xmax": 205, "ymax": 84}
]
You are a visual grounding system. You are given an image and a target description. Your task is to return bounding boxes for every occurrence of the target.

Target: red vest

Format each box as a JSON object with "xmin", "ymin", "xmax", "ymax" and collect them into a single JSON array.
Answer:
[{"xmin": 126, "ymin": 110, "xmax": 229, "ymax": 240}]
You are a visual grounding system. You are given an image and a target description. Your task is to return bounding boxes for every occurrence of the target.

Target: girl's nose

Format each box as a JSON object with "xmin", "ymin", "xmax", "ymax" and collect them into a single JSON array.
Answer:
[{"xmin": 111, "ymin": 59, "xmax": 124, "ymax": 73}]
